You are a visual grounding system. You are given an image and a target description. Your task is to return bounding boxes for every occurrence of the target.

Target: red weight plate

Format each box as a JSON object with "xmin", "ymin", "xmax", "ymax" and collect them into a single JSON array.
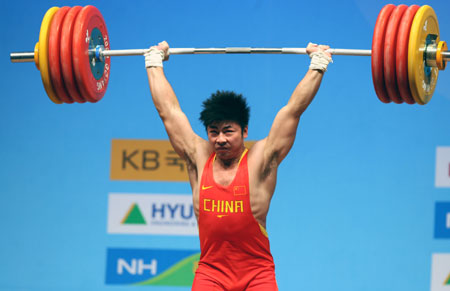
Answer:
[
  {"xmin": 371, "ymin": 4, "xmax": 396, "ymax": 103},
  {"xmin": 73, "ymin": 5, "xmax": 111, "ymax": 103},
  {"xmin": 396, "ymin": 5, "xmax": 420, "ymax": 105},
  {"xmin": 48, "ymin": 6, "xmax": 73, "ymax": 104},
  {"xmin": 383, "ymin": 4, "xmax": 408, "ymax": 104},
  {"xmin": 60, "ymin": 6, "xmax": 86, "ymax": 103}
]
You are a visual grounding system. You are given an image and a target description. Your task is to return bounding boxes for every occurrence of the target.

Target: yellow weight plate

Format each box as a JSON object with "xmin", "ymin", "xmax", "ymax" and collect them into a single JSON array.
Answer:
[
  {"xmin": 38, "ymin": 7, "xmax": 62, "ymax": 104},
  {"xmin": 408, "ymin": 5, "xmax": 440, "ymax": 105}
]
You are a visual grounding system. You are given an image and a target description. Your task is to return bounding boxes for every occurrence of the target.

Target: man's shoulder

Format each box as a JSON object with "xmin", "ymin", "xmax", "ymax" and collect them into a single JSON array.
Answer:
[
  {"xmin": 247, "ymin": 138, "xmax": 280, "ymax": 180},
  {"xmin": 192, "ymin": 140, "xmax": 213, "ymax": 166},
  {"xmin": 247, "ymin": 138, "xmax": 266, "ymax": 155},
  {"xmin": 246, "ymin": 139, "xmax": 268, "ymax": 169}
]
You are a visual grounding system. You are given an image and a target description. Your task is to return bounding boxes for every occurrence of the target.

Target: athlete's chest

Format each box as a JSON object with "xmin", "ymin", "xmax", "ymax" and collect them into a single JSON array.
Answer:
[{"xmin": 212, "ymin": 160, "xmax": 244, "ymax": 186}]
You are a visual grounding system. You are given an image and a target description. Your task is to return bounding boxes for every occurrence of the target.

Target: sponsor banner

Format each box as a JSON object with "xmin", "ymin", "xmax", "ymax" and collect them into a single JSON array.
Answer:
[
  {"xmin": 110, "ymin": 139, "xmax": 188, "ymax": 182},
  {"xmin": 110, "ymin": 139, "xmax": 256, "ymax": 182},
  {"xmin": 431, "ymin": 253, "xmax": 450, "ymax": 291},
  {"xmin": 435, "ymin": 147, "xmax": 450, "ymax": 188},
  {"xmin": 435, "ymin": 202, "xmax": 450, "ymax": 239},
  {"xmin": 108, "ymin": 193, "xmax": 198, "ymax": 236},
  {"xmin": 105, "ymin": 248, "xmax": 200, "ymax": 286}
]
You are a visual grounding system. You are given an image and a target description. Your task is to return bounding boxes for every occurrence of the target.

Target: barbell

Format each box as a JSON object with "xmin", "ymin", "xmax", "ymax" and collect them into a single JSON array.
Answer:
[{"xmin": 9, "ymin": 4, "xmax": 450, "ymax": 105}]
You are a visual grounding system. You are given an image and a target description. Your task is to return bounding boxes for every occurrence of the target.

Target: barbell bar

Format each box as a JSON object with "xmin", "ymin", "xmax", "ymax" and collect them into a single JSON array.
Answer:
[
  {"xmin": 11, "ymin": 47, "xmax": 373, "ymax": 61},
  {"xmin": 9, "ymin": 46, "xmax": 450, "ymax": 61},
  {"xmin": 9, "ymin": 4, "xmax": 449, "ymax": 105}
]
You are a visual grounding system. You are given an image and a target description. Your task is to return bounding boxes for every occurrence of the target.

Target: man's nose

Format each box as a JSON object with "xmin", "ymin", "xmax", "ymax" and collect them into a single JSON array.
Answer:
[{"xmin": 216, "ymin": 132, "xmax": 227, "ymax": 144}]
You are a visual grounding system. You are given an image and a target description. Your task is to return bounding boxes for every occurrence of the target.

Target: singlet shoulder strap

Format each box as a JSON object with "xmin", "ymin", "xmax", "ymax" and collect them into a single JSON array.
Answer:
[{"xmin": 238, "ymin": 148, "xmax": 249, "ymax": 164}]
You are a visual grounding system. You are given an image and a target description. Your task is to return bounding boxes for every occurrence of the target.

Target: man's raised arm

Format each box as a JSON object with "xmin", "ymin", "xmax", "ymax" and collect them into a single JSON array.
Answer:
[
  {"xmin": 145, "ymin": 41, "xmax": 201, "ymax": 160},
  {"xmin": 264, "ymin": 43, "xmax": 332, "ymax": 164}
]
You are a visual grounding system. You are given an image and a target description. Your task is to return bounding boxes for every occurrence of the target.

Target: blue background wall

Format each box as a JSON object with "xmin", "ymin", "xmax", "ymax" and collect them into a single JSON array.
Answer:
[{"xmin": 1, "ymin": 0, "xmax": 450, "ymax": 290}]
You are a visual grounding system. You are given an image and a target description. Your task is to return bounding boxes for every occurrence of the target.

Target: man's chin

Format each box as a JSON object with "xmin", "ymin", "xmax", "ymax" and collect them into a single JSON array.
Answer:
[{"xmin": 215, "ymin": 150, "xmax": 229, "ymax": 158}]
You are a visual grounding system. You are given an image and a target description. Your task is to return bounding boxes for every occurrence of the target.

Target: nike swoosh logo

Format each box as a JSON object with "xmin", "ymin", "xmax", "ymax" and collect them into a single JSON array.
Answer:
[
  {"xmin": 217, "ymin": 215, "xmax": 228, "ymax": 218},
  {"xmin": 201, "ymin": 185, "xmax": 213, "ymax": 190}
]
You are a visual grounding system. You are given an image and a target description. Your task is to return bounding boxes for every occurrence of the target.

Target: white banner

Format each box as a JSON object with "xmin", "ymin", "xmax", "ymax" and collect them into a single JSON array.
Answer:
[
  {"xmin": 108, "ymin": 193, "xmax": 198, "ymax": 236},
  {"xmin": 431, "ymin": 253, "xmax": 450, "ymax": 291},
  {"xmin": 436, "ymin": 147, "xmax": 450, "ymax": 188}
]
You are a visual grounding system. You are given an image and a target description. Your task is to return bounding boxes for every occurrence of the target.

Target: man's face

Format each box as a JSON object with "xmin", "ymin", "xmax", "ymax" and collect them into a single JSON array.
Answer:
[{"xmin": 207, "ymin": 121, "xmax": 248, "ymax": 160}]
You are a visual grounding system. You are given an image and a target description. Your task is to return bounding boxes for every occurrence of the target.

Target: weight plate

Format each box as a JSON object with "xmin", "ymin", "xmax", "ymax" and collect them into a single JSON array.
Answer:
[
  {"xmin": 396, "ymin": 5, "xmax": 419, "ymax": 105},
  {"xmin": 383, "ymin": 4, "xmax": 407, "ymax": 104},
  {"xmin": 60, "ymin": 6, "xmax": 85, "ymax": 103},
  {"xmin": 408, "ymin": 5, "xmax": 440, "ymax": 105},
  {"xmin": 73, "ymin": 5, "xmax": 111, "ymax": 103},
  {"xmin": 48, "ymin": 6, "xmax": 73, "ymax": 103},
  {"xmin": 372, "ymin": 4, "xmax": 396, "ymax": 103},
  {"xmin": 38, "ymin": 7, "xmax": 62, "ymax": 104}
]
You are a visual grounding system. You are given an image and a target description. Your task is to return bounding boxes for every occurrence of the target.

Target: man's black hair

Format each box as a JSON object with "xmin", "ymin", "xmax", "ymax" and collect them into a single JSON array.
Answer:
[{"xmin": 199, "ymin": 90, "xmax": 250, "ymax": 130}]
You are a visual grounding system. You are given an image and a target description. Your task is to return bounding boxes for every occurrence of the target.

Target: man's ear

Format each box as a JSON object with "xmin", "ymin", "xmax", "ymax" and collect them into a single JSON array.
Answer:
[{"xmin": 242, "ymin": 126, "xmax": 248, "ymax": 139}]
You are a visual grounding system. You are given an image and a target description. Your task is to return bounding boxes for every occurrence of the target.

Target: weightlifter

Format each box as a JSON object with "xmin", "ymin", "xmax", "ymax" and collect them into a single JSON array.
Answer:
[{"xmin": 145, "ymin": 41, "xmax": 332, "ymax": 291}]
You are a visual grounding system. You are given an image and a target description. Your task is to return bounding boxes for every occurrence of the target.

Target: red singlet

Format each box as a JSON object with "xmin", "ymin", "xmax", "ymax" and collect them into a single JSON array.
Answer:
[{"xmin": 193, "ymin": 149, "xmax": 278, "ymax": 291}]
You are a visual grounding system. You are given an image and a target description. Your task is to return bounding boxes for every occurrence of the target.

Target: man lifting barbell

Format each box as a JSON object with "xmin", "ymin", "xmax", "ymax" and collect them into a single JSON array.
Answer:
[{"xmin": 145, "ymin": 40, "xmax": 332, "ymax": 290}]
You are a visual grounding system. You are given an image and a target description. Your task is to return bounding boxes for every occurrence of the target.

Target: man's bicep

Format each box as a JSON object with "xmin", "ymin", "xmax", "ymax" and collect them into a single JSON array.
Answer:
[
  {"xmin": 265, "ymin": 106, "xmax": 300, "ymax": 164},
  {"xmin": 163, "ymin": 109, "xmax": 203, "ymax": 160}
]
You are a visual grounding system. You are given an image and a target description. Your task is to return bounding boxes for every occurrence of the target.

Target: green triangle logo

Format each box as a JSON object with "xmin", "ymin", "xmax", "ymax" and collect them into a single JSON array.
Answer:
[
  {"xmin": 122, "ymin": 203, "xmax": 146, "ymax": 224},
  {"xmin": 445, "ymin": 272, "xmax": 450, "ymax": 285}
]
